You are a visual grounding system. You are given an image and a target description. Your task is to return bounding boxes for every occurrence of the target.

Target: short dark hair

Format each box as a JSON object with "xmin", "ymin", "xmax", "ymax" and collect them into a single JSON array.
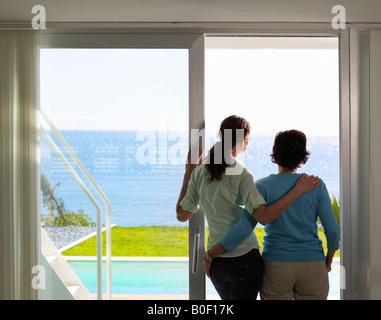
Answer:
[{"xmin": 270, "ymin": 130, "xmax": 310, "ymax": 171}]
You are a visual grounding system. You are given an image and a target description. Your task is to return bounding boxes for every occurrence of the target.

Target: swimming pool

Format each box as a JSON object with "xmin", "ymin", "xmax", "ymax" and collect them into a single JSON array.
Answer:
[{"xmin": 67, "ymin": 259, "xmax": 341, "ymax": 297}]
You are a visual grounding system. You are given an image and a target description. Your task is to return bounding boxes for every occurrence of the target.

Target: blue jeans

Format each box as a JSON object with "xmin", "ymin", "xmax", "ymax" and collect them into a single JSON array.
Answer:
[{"xmin": 209, "ymin": 248, "xmax": 263, "ymax": 300}]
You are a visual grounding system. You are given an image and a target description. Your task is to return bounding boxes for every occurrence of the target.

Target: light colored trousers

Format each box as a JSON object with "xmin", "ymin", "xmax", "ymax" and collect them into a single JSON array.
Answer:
[{"xmin": 260, "ymin": 261, "xmax": 329, "ymax": 300}]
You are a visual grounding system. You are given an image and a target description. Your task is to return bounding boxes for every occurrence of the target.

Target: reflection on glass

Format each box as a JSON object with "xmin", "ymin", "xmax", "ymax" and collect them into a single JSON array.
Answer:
[{"xmin": 40, "ymin": 49, "xmax": 189, "ymax": 298}]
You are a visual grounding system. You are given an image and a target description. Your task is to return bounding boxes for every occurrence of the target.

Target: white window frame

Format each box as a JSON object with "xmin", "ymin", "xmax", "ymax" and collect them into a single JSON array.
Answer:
[{"xmin": 40, "ymin": 23, "xmax": 349, "ymax": 300}]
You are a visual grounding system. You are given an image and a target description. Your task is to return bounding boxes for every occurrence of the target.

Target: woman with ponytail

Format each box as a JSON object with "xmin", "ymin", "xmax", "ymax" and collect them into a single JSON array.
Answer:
[{"xmin": 176, "ymin": 116, "xmax": 319, "ymax": 300}]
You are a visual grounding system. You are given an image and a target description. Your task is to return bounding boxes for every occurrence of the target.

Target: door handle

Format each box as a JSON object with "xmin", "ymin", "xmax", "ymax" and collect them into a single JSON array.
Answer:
[{"xmin": 192, "ymin": 226, "xmax": 201, "ymax": 274}]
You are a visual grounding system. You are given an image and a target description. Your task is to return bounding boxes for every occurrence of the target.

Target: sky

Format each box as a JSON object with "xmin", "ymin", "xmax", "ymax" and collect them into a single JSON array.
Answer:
[
  {"xmin": 40, "ymin": 42, "xmax": 339, "ymax": 138},
  {"xmin": 40, "ymin": 48, "xmax": 189, "ymax": 132},
  {"xmin": 205, "ymin": 48, "xmax": 339, "ymax": 138}
]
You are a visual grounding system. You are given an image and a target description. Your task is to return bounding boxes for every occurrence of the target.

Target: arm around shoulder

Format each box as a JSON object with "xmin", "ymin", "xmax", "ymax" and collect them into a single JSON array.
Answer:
[{"xmin": 252, "ymin": 175, "xmax": 320, "ymax": 225}]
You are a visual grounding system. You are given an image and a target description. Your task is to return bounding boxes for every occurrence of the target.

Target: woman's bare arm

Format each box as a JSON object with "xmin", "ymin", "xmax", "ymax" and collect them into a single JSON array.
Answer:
[{"xmin": 176, "ymin": 148, "xmax": 203, "ymax": 222}]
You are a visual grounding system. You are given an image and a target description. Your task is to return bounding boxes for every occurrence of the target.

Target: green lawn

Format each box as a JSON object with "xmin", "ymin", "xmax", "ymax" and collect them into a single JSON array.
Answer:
[{"xmin": 62, "ymin": 226, "xmax": 340, "ymax": 258}]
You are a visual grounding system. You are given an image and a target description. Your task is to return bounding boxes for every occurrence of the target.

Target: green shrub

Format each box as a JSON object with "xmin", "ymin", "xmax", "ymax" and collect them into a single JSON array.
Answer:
[
  {"xmin": 52, "ymin": 209, "xmax": 96, "ymax": 227},
  {"xmin": 41, "ymin": 174, "xmax": 95, "ymax": 227}
]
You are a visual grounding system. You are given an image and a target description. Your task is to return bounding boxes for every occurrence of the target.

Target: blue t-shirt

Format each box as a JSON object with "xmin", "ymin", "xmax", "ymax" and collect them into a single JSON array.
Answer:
[{"xmin": 220, "ymin": 173, "xmax": 340, "ymax": 262}]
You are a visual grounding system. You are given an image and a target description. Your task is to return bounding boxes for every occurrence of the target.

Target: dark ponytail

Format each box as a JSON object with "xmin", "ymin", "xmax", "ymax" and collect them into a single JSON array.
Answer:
[{"xmin": 205, "ymin": 115, "xmax": 250, "ymax": 183}]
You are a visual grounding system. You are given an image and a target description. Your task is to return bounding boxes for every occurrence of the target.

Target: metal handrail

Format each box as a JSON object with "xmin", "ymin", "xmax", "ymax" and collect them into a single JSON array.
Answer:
[
  {"xmin": 40, "ymin": 109, "xmax": 112, "ymax": 300},
  {"xmin": 40, "ymin": 126, "xmax": 103, "ymax": 299}
]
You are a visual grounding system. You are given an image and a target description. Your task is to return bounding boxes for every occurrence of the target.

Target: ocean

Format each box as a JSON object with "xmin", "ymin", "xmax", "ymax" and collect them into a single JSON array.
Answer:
[{"xmin": 40, "ymin": 130, "xmax": 339, "ymax": 227}]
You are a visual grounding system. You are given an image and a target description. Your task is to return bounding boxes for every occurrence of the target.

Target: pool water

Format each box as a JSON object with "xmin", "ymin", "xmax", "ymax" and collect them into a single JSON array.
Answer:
[
  {"xmin": 68, "ymin": 259, "xmax": 341, "ymax": 297},
  {"xmin": 68, "ymin": 260, "xmax": 217, "ymax": 295}
]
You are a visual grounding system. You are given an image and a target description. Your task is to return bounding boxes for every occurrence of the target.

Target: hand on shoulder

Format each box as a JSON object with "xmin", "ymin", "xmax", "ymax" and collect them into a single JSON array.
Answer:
[{"xmin": 295, "ymin": 174, "xmax": 320, "ymax": 193}]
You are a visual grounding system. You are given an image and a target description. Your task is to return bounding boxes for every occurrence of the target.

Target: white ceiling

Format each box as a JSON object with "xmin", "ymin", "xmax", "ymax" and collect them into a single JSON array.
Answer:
[{"xmin": 1, "ymin": 0, "xmax": 381, "ymax": 24}]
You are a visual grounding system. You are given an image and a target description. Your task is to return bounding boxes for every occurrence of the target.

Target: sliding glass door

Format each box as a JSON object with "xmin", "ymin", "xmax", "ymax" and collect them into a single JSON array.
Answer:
[
  {"xmin": 40, "ymin": 29, "xmax": 344, "ymax": 300},
  {"xmin": 39, "ymin": 33, "xmax": 206, "ymax": 300}
]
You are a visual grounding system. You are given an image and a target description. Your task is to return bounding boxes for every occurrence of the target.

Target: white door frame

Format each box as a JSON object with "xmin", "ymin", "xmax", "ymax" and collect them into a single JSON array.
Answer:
[
  {"xmin": 40, "ymin": 31, "xmax": 208, "ymax": 300},
  {"xmin": 339, "ymin": 26, "xmax": 381, "ymax": 300}
]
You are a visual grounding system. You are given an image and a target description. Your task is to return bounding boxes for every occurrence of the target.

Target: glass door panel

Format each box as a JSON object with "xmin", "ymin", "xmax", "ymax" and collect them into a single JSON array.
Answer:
[{"xmin": 40, "ymin": 48, "xmax": 189, "ymax": 299}]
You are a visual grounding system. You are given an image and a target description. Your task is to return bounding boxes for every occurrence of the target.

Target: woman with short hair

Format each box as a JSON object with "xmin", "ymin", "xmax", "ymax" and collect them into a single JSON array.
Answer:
[{"xmin": 205, "ymin": 129, "xmax": 340, "ymax": 300}]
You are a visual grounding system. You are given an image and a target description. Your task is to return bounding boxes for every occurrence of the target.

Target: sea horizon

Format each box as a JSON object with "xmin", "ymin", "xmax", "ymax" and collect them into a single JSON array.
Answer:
[{"xmin": 41, "ymin": 130, "xmax": 340, "ymax": 227}]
